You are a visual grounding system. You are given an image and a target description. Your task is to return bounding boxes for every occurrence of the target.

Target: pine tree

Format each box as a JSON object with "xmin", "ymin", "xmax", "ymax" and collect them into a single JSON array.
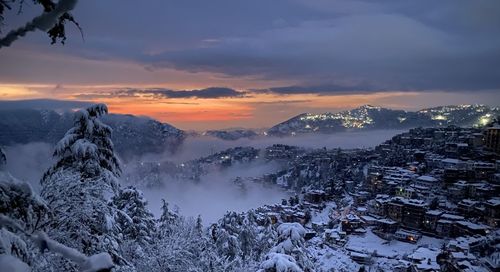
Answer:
[
  {"xmin": 262, "ymin": 223, "xmax": 313, "ymax": 271},
  {"xmin": 40, "ymin": 104, "xmax": 129, "ymax": 271},
  {"xmin": 157, "ymin": 199, "xmax": 179, "ymax": 236},
  {"xmin": 0, "ymin": 155, "xmax": 49, "ymax": 268},
  {"xmin": 138, "ymin": 216, "xmax": 224, "ymax": 272},
  {"xmin": 112, "ymin": 186, "xmax": 156, "ymax": 245}
]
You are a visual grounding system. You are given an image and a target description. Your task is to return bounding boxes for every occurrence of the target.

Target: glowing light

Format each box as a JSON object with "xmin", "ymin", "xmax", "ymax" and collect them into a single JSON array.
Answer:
[
  {"xmin": 479, "ymin": 116, "xmax": 491, "ymax": 126},
  {"xmin": 432, "ymin": 115, "xmax": 447, "ymax": 121}
]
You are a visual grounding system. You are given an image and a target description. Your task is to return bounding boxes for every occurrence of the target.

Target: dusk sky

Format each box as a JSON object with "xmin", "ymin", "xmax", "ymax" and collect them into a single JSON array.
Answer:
[{"xmin": 1, "ymin": 0, "xmax": 499, "ymax": 130}]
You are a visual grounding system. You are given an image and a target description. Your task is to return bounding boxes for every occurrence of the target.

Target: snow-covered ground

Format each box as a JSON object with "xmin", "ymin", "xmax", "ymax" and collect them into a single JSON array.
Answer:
[
  {"xmin": 308, "ymin": 237, "xmax": 360, "ymax": 271},
  {"xmin": 346, "ymin": 228, "xmax": 443, "ymax": 258}
]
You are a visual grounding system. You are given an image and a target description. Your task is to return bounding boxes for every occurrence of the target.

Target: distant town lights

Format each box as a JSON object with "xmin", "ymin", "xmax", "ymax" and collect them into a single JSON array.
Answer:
[{"xmin": 479, "ymin": 116, "xmax": 491, "ymax": 126}]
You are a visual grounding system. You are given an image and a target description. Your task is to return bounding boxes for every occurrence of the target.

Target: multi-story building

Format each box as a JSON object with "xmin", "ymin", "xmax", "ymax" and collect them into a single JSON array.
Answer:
[{"xmin": 484, "ymin": 126, "xmax": 500, "ymax": 154}]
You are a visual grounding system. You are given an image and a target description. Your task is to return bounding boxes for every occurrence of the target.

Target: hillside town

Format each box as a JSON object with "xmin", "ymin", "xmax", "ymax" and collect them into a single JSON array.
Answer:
[{"xmin": 239, "ymin": 123, "xmax": 500, "ymax": 271}]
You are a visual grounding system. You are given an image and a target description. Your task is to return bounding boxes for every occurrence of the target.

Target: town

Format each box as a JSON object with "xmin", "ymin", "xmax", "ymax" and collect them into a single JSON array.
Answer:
[{"xmin": 235, "ymin": 123, "xmax": 500, "ymax": 271}]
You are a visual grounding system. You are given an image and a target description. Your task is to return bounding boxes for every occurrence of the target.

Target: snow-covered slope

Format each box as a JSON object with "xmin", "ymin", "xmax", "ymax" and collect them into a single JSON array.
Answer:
[
  {"xmin": 268, "ymin": 104, "xmax": 499, "ymax": 136},
  {"xmin": 0, "ymin": 109, "xmax": 185, "ymax": 156}
]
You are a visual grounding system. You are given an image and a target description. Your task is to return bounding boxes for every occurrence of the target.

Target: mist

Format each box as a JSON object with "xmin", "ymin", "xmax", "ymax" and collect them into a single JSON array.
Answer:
[
  {"xmin": 133, "ymin": 129, "xmax": 405, "ymax": 164},
  {"xmin": 2, "ymin": 130, "xmax": 404, "ymax": 223},
  {"xmin": 122, "ymin": 130, "xmax": 404, "ymax": 223},
  {"xmin": 3, "ymin": 142, "xmax": 54, "ymax": 191}
]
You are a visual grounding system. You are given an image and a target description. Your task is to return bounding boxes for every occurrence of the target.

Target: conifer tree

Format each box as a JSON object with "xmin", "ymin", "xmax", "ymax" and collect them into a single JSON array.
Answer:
[{"xmin": 40, "ymin": 104, "xmax": 129, "ymax": 271}]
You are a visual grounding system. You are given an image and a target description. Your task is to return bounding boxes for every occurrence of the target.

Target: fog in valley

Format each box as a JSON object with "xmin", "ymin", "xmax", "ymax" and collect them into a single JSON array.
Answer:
[{"xmin": 3, "ymin": 130, "xmax": 404, "ymax": 223}]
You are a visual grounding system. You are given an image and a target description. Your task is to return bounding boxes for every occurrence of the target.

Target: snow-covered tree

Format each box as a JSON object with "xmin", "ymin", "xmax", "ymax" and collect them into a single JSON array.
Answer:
[
  {"xmin": 40, "ymin": 104, "xmax": 130, "ymax": 271},
  {"xmin": 258, "ymin": 253, "xmax": 303, "ymax": 272},
  {"xmin": 157, "ymin": 199, "xmax": 179, "ymax": 236},
  {"xmin": 0, "ymin": 150, "xmax": 49, "ymax": 268},
  {"xmin": 112, "ymin": 186, "xmax": 156, "ymax": 246},
  {"xmin": 210, "ymin": 210, "xmax": 277, "ymax": 271},
  {"xmin": 137, "ymin": 216, "xmax": 224, "ymax": 272},
  {"xmin": 0, "ymin": 150, "xmax": 112, "ymax": 272},
  {"xmin": 262, "ymin": 223, "xmax": 313, "ymax": 271},
  {"xmin": 43, "ymin": 103, "xmax": 121, "ymax": 181}
]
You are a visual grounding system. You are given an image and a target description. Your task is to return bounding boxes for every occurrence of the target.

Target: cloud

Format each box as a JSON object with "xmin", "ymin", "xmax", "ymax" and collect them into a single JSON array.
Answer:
[
  {"xmin": 141, "ymin": 87, "xmax": 247, "ymax": 99},
  {"xmin": 3, "ymin": 0, "xmax": 500, "ymax": 96},
  {"xmin": 75, "ymin": 87, "xmax": 247, "ymax": 100},
  {"xmin": 0, "ymin": 99, "xmax": 92, "ymax": 112},
  {"xmin": 253, "ymin": 83, "xmax": 390, "ymax": 95},
  {"xmin": 140, "ymin": 3, "xmax": 500, "ymax": 92}
]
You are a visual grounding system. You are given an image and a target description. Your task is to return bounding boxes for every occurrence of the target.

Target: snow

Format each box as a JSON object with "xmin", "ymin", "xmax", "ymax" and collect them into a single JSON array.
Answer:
[
  {"xmin": 277, "ymin": 223, "xmax": 306, "ymax": 243},
  {"xmin": 260, "ymin": 253, "xmax": 303, "ymax": 272},
  {"xmin": 345, "ymin": 228, "xmax": 443, "ymax": 259},
  {"xmin": 34, "ymin": 232, "xmax": 114, "ymax": 272},
  {"xmin": 71, "ymin": 139, "xmax": 98, "ymax": 158},
  {"xmin": 81, "ymin": 253, "xmax": 114, "ymax": 272},
  {"xmin": 306, "ymin": 237, "xmax": 359, "ymax": 271},
  {"xmin": 417, "ymin": 175, "xmax": 438, "ymax": 182},
  {"xmin": 311, "ymin": 202, "xmax": 336, "ymax": 225},
  {"xmin": 0, "ymin": 254, "xmax": 30, "ymax": 272}
]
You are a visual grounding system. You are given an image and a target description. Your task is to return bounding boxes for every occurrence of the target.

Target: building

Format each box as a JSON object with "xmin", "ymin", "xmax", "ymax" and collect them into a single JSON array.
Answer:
[
  {"xmin": 484, "ymin": 198, "xmax": 500, "ymax": 227},
  {"xmin": 423, "ymin": 210, "xmax": 443, "ymax": 233},
  {"xmin": 394, "ymin": 229, "xmax": 421, "ymax": 243},
  {"xmin": 402, "ymin": 199, "xmax": 428, "ymax": 230},
  {"xmin": 484, "ymin": 126, "xmax": 500, "ymax": 154},
  {"xmin": 387, "ymin": 200, "xmax": 404, "ymax": 222}
]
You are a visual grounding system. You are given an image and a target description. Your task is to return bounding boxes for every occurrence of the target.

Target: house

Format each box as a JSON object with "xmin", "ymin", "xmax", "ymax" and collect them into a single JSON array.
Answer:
[
  {"xmin": 373, "ymin": 218, "xmax": 398, "ymax": 240},
  {"xmin": 447, "ymin": 236, "xmax": 486, "ymax": 254},
  {"xmin": 366, "ymin": 194, "xmax": 390, "ymax": 216},
  {"xmin": 484, "ymin": 198, "xmax": 500, "ymax": 227},
  {"xmin": 353, "ymin": 191, "xmax": 371, "ymax": 206},
  {"xmin": 457, "ymin": 199, "xmax": 479, "ymax": 217},
  {"xmin": 324, "ymin": 228, "xmax": 347, "ymax": 246},
  {"xmin": 423, "ymin": 210, "xmax": 443, "ymax": 233},
  {"xmin": 303, "ymin": 189, "xmax": 327, "ymax": 204},
  {"xmin": 436, "ymin": 219, "xmax": 454, "ymax": 237},
  {"xmin": 484, "ymin": 251, "xmax": 500, "ymax": 272},
  {"xmin": 415, "ymin": 175, "xmax": 440, "ymax": 188},
  {"xmin": 454, "ymin": 220, "xmax": 490, "ymax": 236},
  {"xmin": 484, "ymin": 125, "xmax": 500, "ymax": 154},
  {"xmin": 407, "ymin": 247, "xmax": 440, "ymax": 272},
  {"xmin": 341, "ymin": 213, "xmax": 363, "ymax": 234},
  {"xmin": 441, "ymin": 158, "xmax": 468, "ymax": 170},
  {"xmin": 402, "ymin": 199, "xmax": 428, "ymax": 230},
  {"xmin": 448, "ymin": 180, "xmax": 468, "ymax": 201},
  {"xmin": 394, "ymin": 229, "xmax": 421, "ymax": 243},
  {"xmin": 350, "ymin": 252, "xmax": 372, "ymax": 264},
  {"xmin": 387, "ymin": 199, "xmax": 404, "ymax": 222},
  {"xmin": 395, "ymin": 186, "xmax": 416, "ymax": 199},
  {"xmin": 471, "ymin": 161, "xmax": 496, "ymax": 180}
]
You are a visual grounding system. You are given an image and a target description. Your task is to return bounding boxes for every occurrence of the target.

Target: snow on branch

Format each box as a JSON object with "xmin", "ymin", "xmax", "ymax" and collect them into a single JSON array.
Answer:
[
  {"xmin": 0, "ymin": 0, "xmax": 79, "ymax": 48},
  {"xmin": 34, "ymin": 231, "xmax": 114, "ymax": 272},
  {"xmin": 259, "ymin": 253, "xmax": 303, "ymax": 272}
]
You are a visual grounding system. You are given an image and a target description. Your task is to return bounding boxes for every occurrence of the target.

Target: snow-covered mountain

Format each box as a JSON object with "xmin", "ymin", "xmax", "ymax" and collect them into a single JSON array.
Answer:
[
  {"xmin": 268, "ymin": 104, "xmax": 499, "ymax": 136},
  {"xmin": 0, "ymin": 109, "xmax": 185, "ymax": 156},
  {"xmin": 203, "ymin": 129, "xmax": 259, "ymax": 140}
]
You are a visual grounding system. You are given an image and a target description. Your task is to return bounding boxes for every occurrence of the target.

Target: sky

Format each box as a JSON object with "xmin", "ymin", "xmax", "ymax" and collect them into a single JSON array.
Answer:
[{"xmin": 0, "ymin": 0, "xmax": 499, "ymax": 130}]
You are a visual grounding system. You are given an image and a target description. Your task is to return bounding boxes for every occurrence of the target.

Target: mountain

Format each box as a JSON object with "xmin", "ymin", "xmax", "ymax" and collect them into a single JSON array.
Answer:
[
  {"xmin": 203, "ymin": 129, "xmax": 259, "ymax": 140},
  {"xmin": 268, "ymin": 104, "xmax": 499, "ymax": 136},
  {"xmin": 0, "ymin": 109, "xmax": 185, "ymax": 156}
]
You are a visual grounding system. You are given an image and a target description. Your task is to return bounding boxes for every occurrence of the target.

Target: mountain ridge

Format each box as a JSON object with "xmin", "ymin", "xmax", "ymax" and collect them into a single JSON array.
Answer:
[
  {"xmin": 0, "ymin": 108, "xmax": 185, "ymax": 157},
  {"xmin": 267, "ymin": 104, "xmax": 499, "ymax": 136}
]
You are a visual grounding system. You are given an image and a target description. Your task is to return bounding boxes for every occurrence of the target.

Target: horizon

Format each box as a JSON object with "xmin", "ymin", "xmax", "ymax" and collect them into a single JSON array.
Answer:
[
  {"xmin": 1, "ymin": 1, "xmax": 500, "ymax": 129},
  {"xmin": 0, "ymin": 98, "xmax": 498, "ymax": 131},
  {"xmin": 1, "ymin": 2, "xmax": 500, "ymax": 270}
]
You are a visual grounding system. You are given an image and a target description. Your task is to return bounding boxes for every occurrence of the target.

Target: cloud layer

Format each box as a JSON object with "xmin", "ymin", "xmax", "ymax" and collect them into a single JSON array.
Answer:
[{"xmin": 1, "ymin": 0, "xmax": 499, "ymax": 95}]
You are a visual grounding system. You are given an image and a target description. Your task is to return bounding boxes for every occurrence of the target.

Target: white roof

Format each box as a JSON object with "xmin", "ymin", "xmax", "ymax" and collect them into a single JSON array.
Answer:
[{"xmin": 417, "ymin": 175, "xmax": 438, "ymax": 182}]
